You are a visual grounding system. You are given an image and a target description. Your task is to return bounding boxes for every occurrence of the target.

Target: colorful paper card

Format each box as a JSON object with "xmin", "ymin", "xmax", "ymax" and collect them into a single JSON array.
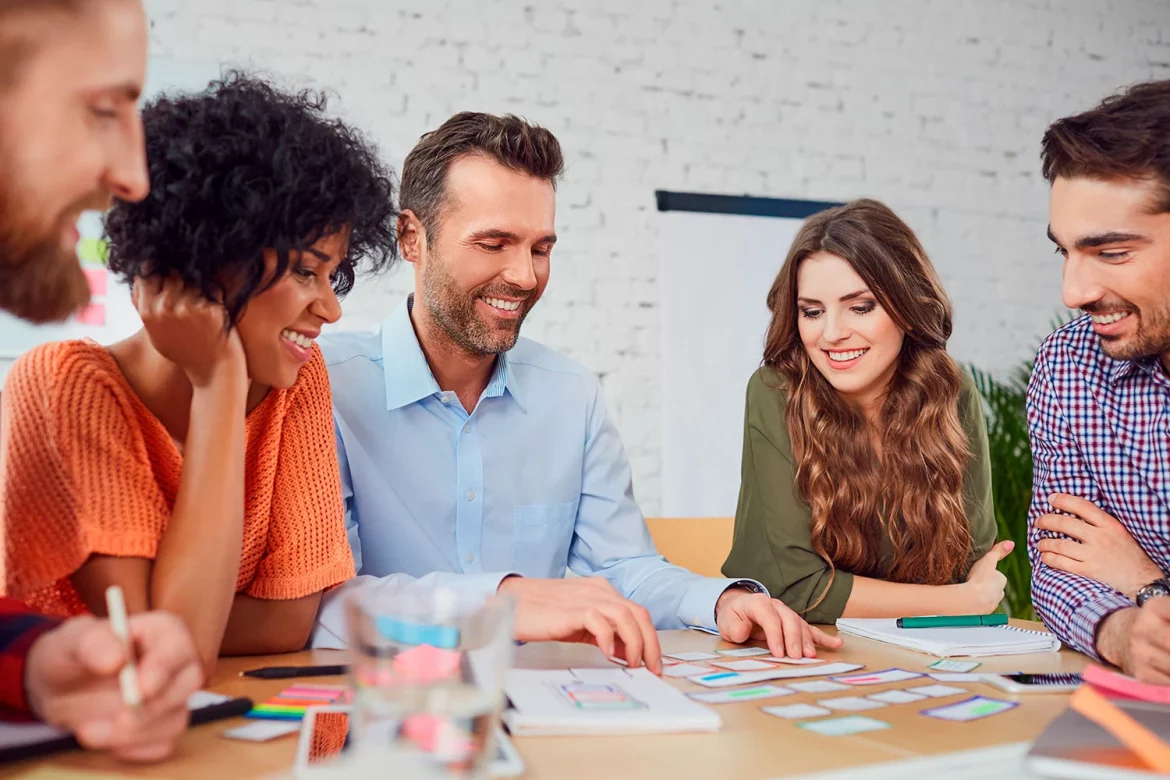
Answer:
[
  {"xmin": 907, "ymin": 684, "xmax": 968, "ymax": 699},
  {"xmin": 662, "ymin": 663, "xmax": 715, "ymax": 678},
  {"xmin": 247, "ymin": 684, "xmax": 348, "ymax": 721},
  {"xmin": 929, "ymin": 659, "xmax": 981, "ymax": 673},
  {"xmin": 758, "ymin": 656, "xmax": 826, "ymax": 665},
  {"xmin": 717, "ymin": 647, "xmax": 772, "ymax": 657},
  {"xmin": 833, "ymin": 668, "xmax": 923, "ymax": 686},
  {"xmin": 222, "ymin": 721, "xmax": 302, "ymax": 742},
  {"xmin": 797, "ymin": 715, "xmax": 891, "ymax": 736},
  {"xmin": 928, "ymin": 672, "xmax": 985, "ymax": 682},
  {"xmin": 788, "ymin": 680, "xmax": 850, "ymax": 694},
  {"xmin": 688, "ymin": 662, "xmax": 863, "ymax": 688},
  {"xmin": 664, "ymin": 651, "xmax": 720, "ymax": 662},
  {"xmin": 688, "ymin": 685, "xmax": 795, "ymax": 704},
  {"xmin": 763, "ymin": 703, "xmax": 832, "ymax": 720},
  {"xmin": 819, "ymin": 696, "xmax": 886, "ymax": 712},
  {"xmin": 711, "ymin": 659, "xmax": 778, "ymax": 672},
  {"xmin": 921, "ymin": 695, "xmax": 1017, "ymax": 722},
  {"xmin": 867, "ymin": 689, "xmax": 927, "ymax": 704}
]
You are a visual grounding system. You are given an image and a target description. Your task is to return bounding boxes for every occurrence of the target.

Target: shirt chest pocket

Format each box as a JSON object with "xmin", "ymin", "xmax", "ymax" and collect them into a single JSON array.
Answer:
[{"xmin": 511, "ymin": 500, "xmax": 580, "ymax": 579}]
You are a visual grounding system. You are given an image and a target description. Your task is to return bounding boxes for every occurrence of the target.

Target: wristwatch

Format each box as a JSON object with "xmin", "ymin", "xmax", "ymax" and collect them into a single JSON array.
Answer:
[{"xmin": 1136, "ymin": 577, "xmax": 1170, "ymax": 606}]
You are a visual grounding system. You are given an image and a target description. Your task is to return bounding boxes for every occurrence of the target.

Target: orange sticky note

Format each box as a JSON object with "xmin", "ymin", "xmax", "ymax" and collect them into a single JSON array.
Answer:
[{"xmin": 1070, "ymin": 685, "xmax": 1170, "ymax": 772}]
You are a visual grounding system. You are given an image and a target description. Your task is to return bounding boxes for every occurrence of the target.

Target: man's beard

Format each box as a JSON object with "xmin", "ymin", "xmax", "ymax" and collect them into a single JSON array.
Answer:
[
  {"xmin": 420, "ymin": 250, "xmax": 532, "ymax": 357},
  {"xmin": 0, "ymin": 184, "xmax": 102, "ymax": 324},
  {"xmin": 1087, "ymin": 296, "xmax": 1170, "ymax": 362}
]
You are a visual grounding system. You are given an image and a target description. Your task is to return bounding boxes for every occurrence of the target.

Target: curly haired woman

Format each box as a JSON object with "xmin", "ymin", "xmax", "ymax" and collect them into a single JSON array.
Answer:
[
  {"xmin": 1, "ymin": 73, "xmax": 397, "ymax": 672},
  {"xmin": 722, "ymin": 199, "xmax": 1013, "ymax": 623}
]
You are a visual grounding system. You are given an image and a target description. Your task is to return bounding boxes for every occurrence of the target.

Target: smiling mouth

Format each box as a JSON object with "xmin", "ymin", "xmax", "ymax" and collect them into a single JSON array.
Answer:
[
  {"xmin": 481, "ymin": 296, "xmax": 522, "ymax": 312},
  {"xmin": 1088, "ymin": 311, "xmax": 1131, "ymax": 326},
  {"xmin": 826, "ymin": 348, "xmax": 869, "ymax": 363}
]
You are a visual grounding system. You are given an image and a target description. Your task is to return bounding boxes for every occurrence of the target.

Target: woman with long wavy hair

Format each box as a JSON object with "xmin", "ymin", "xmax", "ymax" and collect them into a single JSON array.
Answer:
[{"xmin": 722, "ymin": 199, "xmax": 1012, "ymax": 623}]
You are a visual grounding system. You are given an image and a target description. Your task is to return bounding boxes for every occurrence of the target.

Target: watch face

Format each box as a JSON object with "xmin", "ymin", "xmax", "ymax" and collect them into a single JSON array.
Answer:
[{"xmin": 1138, "ymin": 580, "xmax": 1170, "ymax": 605}]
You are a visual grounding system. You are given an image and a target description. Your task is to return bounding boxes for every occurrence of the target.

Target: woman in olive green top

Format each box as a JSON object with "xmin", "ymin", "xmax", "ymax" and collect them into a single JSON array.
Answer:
[{"xmin": 723, "ymin": 199, "xmax": 1012, "ymax": 624}]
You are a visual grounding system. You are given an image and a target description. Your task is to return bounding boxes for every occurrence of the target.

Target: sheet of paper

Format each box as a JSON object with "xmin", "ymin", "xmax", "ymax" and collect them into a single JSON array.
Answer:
[
  {"xmin": 662, "ymin": 663, "xmax": 714, "ymax": 678},
  {"xmin": 921, "ymin": 695, "xmax": 1017, "ymax": 722},
  {"xmin": 928, "ymin": 672, "xmax": 985, "ymax": 682},
  {"xmin": 788, "ymin": 680, "xmax": 850, "ymax": 694},
  {"xmin": 867, "ymin": 689, "xmax": 927, "ymax": 704},
  {"xmin": 797, "ymin": 715, "xmax": 891, "ymax": 736},
  {"xmin": 711, "ymin": 659, "xmax": 778, "ymax": 672},
  {"xmin": 717, "ymin": 647, "xmax": 772, "ymax": 657},
  {"xmin": 833, "ymin": 668, "xmax": 923, "ymax": 686},
  {"xmin": 757, "ymin": 656, "xmax": 826, "ymax": 665},
  {"xmin": 928, "ymin": 659, "xmax": 981, "ymax": 673},
  {"xmin": 222, "ymin": 721, "xmax": 303, "ymax": 742},
  {"xmin": 907, "ymin": 684, "xmax": 969, "ymax": 699},
  {"xmin": 763, "ymin": 703, "xmax": 832, "ymax": 720},
  {"xmin": 664, "ymin": 651, "xmax": 720, "ymax": 662},
  {"xmin": 688, "ymin": 685, "xmax": 795, "ymax": 704},
  {"xmin": 688, "ymin": 663, "xmax": 863, "ymax": 689},
  {"xmin": 819, "ymin": 696, "xmax": 887, "ymax": 712}
]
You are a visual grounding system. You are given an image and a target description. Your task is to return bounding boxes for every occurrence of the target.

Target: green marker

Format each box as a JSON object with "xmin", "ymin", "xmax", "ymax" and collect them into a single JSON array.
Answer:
[{"xmin": 896, "ymin": 614, "xmax": 1008, "ymax": 629}]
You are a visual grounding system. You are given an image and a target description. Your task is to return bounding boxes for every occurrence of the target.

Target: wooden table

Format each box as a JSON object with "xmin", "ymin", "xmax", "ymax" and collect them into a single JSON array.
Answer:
[{"xmin": 2, "ymin": 623, "xmax": 1090, "ymax": 779}]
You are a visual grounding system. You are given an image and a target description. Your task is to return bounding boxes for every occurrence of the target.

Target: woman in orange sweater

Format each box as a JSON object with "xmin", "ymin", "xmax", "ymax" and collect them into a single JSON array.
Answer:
[{"xmin": 2, "ymin": 73, "xmax": 397, "ymax": 672}]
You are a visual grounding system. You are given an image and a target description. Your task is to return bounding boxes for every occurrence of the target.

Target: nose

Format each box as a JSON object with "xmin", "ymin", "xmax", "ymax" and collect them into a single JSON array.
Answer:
[
  {"xmin": 822, "ymin": 310, "xmax": 850, "ymax": 343},
  {"xmin": 312, "ymin": 284, "xmax": 343, "ymax": 325},
  {"xmin": 500, "ymin": 248, "xmax": 538, "ymax": 291},
  {"xmin": 1061, "ymin": 253, "xmax": 1103, "ymax": 311},
  {"xmin": 104, "ymin": 115, "xmax": 149, "ymax": 203}
]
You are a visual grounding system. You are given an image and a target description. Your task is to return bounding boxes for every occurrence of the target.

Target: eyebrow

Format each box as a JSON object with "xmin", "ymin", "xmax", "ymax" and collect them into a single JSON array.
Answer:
[
  {"xmin": 797, "ymin": 289, "xmax": 871, "ymax": 305},
  {"xmin": 468, "ymin": 229, "xmax": 557, "ymax": 245},
  {"xmin": 91, "ymin": 82, "xmax": 142, "ymax": 102},
  {"xmin": 1047, "ymin": 225, "xmax": 1147, "ymax": 250}
]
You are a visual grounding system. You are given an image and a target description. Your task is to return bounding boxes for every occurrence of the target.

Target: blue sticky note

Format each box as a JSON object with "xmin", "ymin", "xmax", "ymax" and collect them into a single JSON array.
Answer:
[{"xmin": 374, "ymin": 616, "xmax": 460, "ymax": 648}]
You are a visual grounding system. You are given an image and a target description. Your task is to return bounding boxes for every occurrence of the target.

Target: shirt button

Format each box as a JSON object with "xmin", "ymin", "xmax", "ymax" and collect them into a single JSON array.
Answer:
[
  {"xmin": 466, "ymin": 490, "xmax": 476, "ymax": 501},
  {"xmin": 467, "ymin": 554, "xmax": 475, "ymax": 562}
]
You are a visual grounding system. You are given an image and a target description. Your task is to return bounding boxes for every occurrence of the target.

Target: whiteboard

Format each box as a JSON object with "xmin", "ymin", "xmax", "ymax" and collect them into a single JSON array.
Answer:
[
  {"xmin": 658, "ymin": 194, "xmax": 837, "ymax": 518},
  {"xmin": 0, "ymin": 59, "xmax": 220, "ymax": 379}
]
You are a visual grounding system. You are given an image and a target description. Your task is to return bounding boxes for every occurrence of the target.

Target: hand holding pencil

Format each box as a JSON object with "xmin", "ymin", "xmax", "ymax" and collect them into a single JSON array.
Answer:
[{"xmin": 23, "ymin": 589, "xmax": 204, "ymax": 762}]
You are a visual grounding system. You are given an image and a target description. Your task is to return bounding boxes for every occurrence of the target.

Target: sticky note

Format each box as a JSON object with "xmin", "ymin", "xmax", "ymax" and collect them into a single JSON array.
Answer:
[
  {"xmin": 757, "ymin": 656, "xmax": 826, "ymax": 665},
  {"xmin": 929, "ymin": 659, "xmax": 981, "ymax": 673},
  {"xmin": 797, "ymin": 715, "xmax": 891, "ymax": 736},
  {"xmin": 928, "ymin": 673, "xmax": 985, "ymax": 682},
  {"xmin": 711, "ymin": 659, "xmax": 778, "ymax": 672},
  {"xmin": 867, "ymin": 689, "xmax": 927, "ymax": 704},
  {"xmin": 1070, "ymin": 684, "xmax": 1170, "ymax": 772},
  {"xmin": 688, "ymin": 662, "xmax": 863, "ymax": 688},
  {"xmin": 688, "ymin": 685, "xmax": 795, "ymax": 704},
  {"xmin": 833, "ymin": 668, "xmax": 923, "ymax": 686},
  {"xmin": 789, "ymin": 680, "xmax": 850, "ymax": 694},
  {"xmin": 75, "ymin": 304, "xmax": 105, "ymax": 326},
  {"xmin": 921, "ymin": 695, "xmax": 1017, "ymax": 722},
  {"xmin": 662, "ymin": 663, "xmax": 714, "ymax": 678},
  {"xmin": 717, "ymin": 647, "xmax": 772, "ymax": 657},
  {"xmin": 763, "ymin": 703, "xmax": 832, "ymax": 720},
  {"xmin": 82, "ymin": 266, "xmax": 108, "ymax": 295},
  {"xmin": 664, "ymin": 651, "xmax": 720, "ymax": 662},
  {"xmin": 818, "ymin": 696, "xmax": 886, "ymax": 712},
  {"xmin": 907, "ymin": 684, "xmax": 968, "ymax": 699},
  {"xmin": 222, "ymin": 721, "xmax": 302, "ymax": 742}
]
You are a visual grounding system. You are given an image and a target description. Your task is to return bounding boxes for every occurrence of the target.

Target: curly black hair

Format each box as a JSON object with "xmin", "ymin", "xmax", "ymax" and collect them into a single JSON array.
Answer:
[{"xmin": 105, "ymin": 71, "xmax": 398, "ymax": 324}]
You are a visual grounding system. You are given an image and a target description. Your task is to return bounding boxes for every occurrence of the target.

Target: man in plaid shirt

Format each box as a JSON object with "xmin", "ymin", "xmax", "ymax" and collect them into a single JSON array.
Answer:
[
  {"xmin": 1029, "ymin": 79, "xmax": 1170, "ymax": 681},
  {"xmin": 0, "ymin": 0, "xmax": 202, "ymax": 761}
]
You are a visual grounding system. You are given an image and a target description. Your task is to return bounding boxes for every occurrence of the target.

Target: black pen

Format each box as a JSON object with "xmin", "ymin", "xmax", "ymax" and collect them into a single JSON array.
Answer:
[{"xmin": 240, "ymin": 664, "xmax": 348, "ymax": 679}]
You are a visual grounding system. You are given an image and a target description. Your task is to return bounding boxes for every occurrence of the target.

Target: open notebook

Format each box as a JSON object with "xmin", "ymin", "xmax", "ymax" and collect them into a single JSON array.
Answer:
[{"xmin": 836, "ymin": 618, "xmax": 1062, "ymax": 657}]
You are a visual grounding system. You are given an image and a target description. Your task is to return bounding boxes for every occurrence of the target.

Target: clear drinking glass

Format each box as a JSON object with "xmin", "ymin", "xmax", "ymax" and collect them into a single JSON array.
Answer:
[{"xmin": 336, "ymin": 580, "xmax": 515, "ymax": 779}]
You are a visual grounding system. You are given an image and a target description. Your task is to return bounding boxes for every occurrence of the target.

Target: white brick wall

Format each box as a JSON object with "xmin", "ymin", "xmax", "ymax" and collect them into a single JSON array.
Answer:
[{"xmin": 145, "ymin": 0, "xmax": 1170, "ymax": 514}]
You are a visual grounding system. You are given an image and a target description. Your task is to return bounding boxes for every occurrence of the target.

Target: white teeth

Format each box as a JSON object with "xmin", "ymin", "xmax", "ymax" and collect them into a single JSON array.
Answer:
[
  {"xmin": 1090, "ymin": 312, "xmax": 1128, "ymax": 325},
  {"xmin": 281, "ymin": 329, "xmax": 314, "ymax": 349},
  {"xmin": 828, "ymin": 349, "xmax": 867, "ymax": 361},
  {"xmin": 483, "ymin": 297, "xmax": 521, "ymax": 312}
]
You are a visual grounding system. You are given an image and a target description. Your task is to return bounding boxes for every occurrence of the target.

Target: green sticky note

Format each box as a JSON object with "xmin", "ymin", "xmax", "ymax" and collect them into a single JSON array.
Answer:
[{"xmin": 77, "ymin": 237, "xmax": 109, "ymax": 265}]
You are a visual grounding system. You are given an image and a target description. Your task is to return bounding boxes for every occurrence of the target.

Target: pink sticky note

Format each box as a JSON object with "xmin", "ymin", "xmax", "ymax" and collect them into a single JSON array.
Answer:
[
  {"xmin": 392, "ymin": 644, "xmax": 463, "ymax": 685},
  {"xmin": 83, "ymin": 267, "xmax": 108, "ymax": 296},
  {"xmin": 76, "ymin": 304, "xmax": 105, "ymax": 326}
]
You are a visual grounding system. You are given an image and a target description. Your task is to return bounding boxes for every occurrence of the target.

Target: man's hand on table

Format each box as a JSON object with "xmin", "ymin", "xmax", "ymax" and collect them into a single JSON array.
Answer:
[
  {"xmin": 715, "ymin": 588, "xmax": 844, "ymax": 659},
  {"xmin": 499, "ymin": 576, "xmax": 663, "ymax": 674},
  {"xmin": 1098, "ymin": 600, "xmax": 1170, "ymax": 684},
  {"xmin": 25, "ymin": 611, "xmax": 204, "ymax": 762}
]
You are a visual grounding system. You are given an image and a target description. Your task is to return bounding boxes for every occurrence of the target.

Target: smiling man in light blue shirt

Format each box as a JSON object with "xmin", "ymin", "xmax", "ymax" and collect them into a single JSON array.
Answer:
[{"xmin": 311, "ymin": 112, "xmax": 842, "ymax": 666}]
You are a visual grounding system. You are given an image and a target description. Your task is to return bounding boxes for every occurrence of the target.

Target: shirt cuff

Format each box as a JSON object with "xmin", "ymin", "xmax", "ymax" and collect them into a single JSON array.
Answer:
[
  {"xmin": 1, "ymin": 615, "xmax": 61, "ymax": 719},
  {"xmin": 1071, "ymin": 592, "xmax": 1135, "ymax": 661},
  {"xmin": 678, "ymin": 578, "xmax": 769, "ymax": 634}
]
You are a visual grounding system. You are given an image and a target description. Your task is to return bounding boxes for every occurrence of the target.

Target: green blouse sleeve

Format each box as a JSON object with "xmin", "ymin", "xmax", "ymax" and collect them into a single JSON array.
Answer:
[
  {"xmin": 959, "ymin": 370, "xmax": 997, "ymax": 573},
  {"xmin": 721, "ymin": 368, "xmax": 853, "ymax": 624}
]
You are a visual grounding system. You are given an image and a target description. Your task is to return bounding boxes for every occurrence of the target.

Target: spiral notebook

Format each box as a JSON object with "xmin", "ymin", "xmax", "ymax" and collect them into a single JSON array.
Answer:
[{"xmin": 835, "ymin": 618, "xmax": 1062, "ymax": 657}]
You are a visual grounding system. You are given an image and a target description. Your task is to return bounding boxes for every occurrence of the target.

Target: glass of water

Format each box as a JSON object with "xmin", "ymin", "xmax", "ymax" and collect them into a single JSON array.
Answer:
[{"xmin": 340, "ymin": 580, "xmax": 515, "ymax": 779}]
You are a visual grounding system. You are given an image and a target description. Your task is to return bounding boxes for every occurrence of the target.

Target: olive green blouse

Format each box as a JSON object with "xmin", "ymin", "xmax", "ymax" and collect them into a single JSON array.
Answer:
[{"xmin": 721, "ymin": 366, "xmax": 997, "ymax": 624}]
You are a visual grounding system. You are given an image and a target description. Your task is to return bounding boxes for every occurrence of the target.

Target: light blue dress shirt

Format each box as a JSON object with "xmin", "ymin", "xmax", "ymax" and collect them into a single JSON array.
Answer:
[{"xmin": 311, "ymin": 298, "xmax": 760, "ymax": 647}]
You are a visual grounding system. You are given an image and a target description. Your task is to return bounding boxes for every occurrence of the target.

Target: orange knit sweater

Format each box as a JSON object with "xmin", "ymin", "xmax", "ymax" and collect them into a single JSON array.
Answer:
[{"xmin": 1, "ymin": 339, "xmax": 354, "ymax": 617}]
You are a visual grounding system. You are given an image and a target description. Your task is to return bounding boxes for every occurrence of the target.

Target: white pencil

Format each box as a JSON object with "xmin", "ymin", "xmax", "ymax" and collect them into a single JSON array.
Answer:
[{"xmin": 104, "ymin": 585, "xmax": 143, "ymax": 708}]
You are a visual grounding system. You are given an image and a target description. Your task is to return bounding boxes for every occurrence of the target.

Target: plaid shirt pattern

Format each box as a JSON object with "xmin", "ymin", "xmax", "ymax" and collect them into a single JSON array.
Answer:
[
  {"xmin": 1027, "ymin": 315, "xmax": 1170, "ymax": 659},
  {"xmin": 0, "ymin": 597, "xmax": 59, "ymax": 719}
]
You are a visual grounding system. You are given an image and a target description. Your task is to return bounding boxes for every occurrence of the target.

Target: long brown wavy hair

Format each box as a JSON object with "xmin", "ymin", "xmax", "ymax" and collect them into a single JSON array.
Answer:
[{"xmin": 763, "ymin": 199, "xmax": 971, "ymax": 606}]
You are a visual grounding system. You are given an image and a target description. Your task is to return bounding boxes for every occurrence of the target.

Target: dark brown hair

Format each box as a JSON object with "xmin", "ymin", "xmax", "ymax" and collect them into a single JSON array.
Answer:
[
  {"xmin": 399, "ymin": 112, "xmax": 564, "ymax": 239},
  {"xmin": 1041, "ymin": 79, "xmax": 1170, "ymax": 213},
  {"xmin": 764, "ymin": 199, "xmax": 972, "ymax": 606}
]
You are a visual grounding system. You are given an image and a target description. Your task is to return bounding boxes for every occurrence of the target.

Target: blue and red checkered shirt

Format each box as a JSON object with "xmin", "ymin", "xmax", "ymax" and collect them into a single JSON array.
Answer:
[
  {"xmin": 1027, "ymin": 315, "xmax": 1170, "ymax": 659},
  {"xmin": 0, "ymin": 597, "xmax": 58, "ymax": 718}
]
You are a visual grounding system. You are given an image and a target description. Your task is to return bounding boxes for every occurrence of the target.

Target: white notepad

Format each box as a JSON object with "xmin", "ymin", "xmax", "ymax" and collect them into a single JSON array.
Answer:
[
  {"xmin": 502, "ymin": 667, "xmax": 721, "ymax": 736},
  {"xmin": 835, "ymin": 618, "xmax": 1061, "ymax": 657}
]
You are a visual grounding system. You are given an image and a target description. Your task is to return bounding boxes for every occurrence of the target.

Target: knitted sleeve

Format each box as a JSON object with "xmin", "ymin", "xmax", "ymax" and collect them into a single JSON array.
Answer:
[
  {"xmin": 246, "ymin": 346, "xmax": 354, "ymax": 600},
  {"xmin": 2, "ymin": 342, "xmax": 165, "ymax": 601}
]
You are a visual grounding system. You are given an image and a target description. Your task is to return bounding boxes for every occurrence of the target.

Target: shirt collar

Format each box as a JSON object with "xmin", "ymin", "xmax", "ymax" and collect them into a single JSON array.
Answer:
[
  {"xmin": 379, "ymin": 295, "xmax": 527, "ymax": 413},
  {"xmin": 1108, "ymin": 354, "xmax": 1161, "ymax": 385}
]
